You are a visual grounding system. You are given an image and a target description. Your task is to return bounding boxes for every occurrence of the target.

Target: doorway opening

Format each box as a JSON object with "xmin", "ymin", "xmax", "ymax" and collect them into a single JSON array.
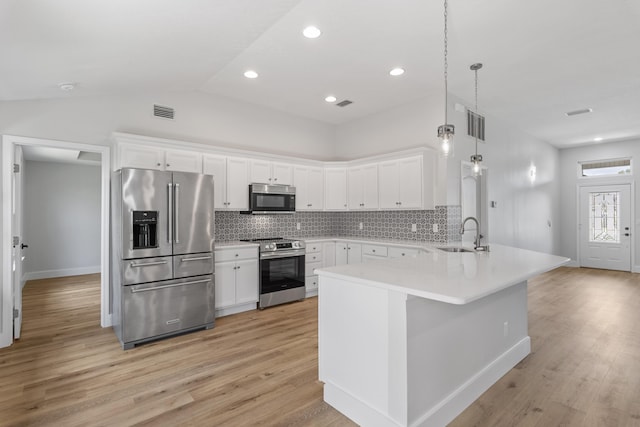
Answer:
[{"xmin": 1, "ymin": 136, "xmax": 111, "ymax": 349}]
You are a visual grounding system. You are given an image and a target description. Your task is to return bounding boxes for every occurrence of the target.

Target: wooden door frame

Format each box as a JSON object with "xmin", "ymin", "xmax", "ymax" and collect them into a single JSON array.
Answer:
[
  {"xmin": 1, "ymin": 135, "xmax": 111, "ymax": 348},
  {"xmin": 576, "ymin": 179, "xmax": 635, "ymax": 272}
]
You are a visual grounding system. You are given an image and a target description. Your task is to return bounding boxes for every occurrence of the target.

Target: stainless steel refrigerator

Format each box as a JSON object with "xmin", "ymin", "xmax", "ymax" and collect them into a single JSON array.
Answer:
[{"xmin": 111, "ymin": 168, "xmax": 215, "ymax": 349}]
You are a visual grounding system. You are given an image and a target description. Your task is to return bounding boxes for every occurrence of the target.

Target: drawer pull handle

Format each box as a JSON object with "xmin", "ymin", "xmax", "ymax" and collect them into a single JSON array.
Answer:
[
  {"xmin": 181, "ymin": 256, "xmax": 212, "ymax": 262},
  {"xmin": 130, "ymin": 261, "xmax": 168, "ymax": 268},
  {"xmin": 130, "ymin": 278, "xmax": 210, "ymax": 293}
]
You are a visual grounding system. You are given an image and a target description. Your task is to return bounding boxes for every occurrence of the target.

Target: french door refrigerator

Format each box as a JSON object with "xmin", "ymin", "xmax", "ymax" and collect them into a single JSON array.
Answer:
[{"xmin": 111, "ymin": 168, "xmax": 215, "ymax": 349}]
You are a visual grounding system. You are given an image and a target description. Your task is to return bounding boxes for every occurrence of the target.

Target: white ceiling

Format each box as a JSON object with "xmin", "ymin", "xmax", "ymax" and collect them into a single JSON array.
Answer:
[{"xmin": 2, "ymin": 0, "xmax": 639, "ymax": 149}]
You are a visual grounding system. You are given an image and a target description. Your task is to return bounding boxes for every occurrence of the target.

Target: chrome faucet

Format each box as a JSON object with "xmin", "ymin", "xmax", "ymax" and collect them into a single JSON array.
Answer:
[{"xmin": 460, "ymin": 216, "xmax": 489, "ymax": 251}]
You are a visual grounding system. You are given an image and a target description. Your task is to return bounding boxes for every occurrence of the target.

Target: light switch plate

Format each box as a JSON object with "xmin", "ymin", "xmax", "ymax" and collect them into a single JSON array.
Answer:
[
  {"xmin": 411, "ymin": 224, "xmax": 417, "ymax": 232},
  {"xmin": 432, "ymin": 223, "xmax": 438, "ymax": 233}
]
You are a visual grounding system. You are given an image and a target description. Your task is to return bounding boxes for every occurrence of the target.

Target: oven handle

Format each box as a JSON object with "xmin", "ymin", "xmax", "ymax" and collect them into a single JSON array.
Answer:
[{"xmin": 260, "ymin": 251, "xmax": 305, "ymax": 260}]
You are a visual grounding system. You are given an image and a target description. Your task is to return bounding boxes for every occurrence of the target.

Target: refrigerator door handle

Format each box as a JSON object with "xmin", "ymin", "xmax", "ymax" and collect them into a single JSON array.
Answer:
[
  {"xmin": 174, "ymin": 183, "xmax": 180, "ymax": 244},
  {"xmin": 130, "ymin": 260, "xmax": 169, "ymax": 268},
  {"xmin": 130, "ymin": 278, "xmax": 211, "ymax": 293},
  {"xmin": 167, "ymin": 182, "xmax": 173, "ymax": 243},
  {"xmin": 180, "ymin": 255, "xmax": 212, "ymax": 262}
]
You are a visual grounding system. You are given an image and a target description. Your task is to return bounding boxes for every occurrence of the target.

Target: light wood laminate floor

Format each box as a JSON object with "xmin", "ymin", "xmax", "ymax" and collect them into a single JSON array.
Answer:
[{"xmin": 1, "ymin": 268, "xmax": 639, "ymax": 426}]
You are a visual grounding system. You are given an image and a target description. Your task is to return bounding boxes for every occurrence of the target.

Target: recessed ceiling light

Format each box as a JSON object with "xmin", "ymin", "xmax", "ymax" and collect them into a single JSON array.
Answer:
[
  {"xmin": 243, "ymin": 70, "xmax": 259, "ymax": 79},
  {"xmin": 325, "ymin": 95, "xmax": 337, "ymax": 103},
  {"xmin": 58, "ymin": 82, "xmax": 75, "ymax": 91},
  {"xmin": 594, "ymin": 137, "xmax": 603, "ymax": 142},
  {"xmin": 303, "ymin": 26, "xmax": 322, "ymax": 39},
  {"xmin": 389, "ymin": 68, "xmax": 405, "ymax": 76}
]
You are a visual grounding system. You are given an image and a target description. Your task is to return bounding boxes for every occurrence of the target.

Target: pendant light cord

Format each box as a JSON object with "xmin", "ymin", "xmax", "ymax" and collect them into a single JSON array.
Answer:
[
  {"xmin": 474, "ymin": 66, "xmax": 478, "ymax": 156},
  {"xmin": 443, "ymin": 0, "xmax": 449, "ymax": 125}
]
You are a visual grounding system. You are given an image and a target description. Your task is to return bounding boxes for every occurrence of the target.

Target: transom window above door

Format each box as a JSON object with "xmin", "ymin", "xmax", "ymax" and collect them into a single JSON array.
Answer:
[{"xmin": 580, "ymin": 158, "xmax": 631, "ymax": 177}]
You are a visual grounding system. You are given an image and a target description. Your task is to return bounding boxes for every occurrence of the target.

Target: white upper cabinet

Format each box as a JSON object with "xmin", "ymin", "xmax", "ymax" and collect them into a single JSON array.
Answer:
[
  {"xmin": 324, "ymin": 168, "xmax": 348, "ymax": 210},
  {"xmin": 202, "ymin": 154, "xmax": 227, "ymax": 209},
  {"xmin": 203, "ymin": 155, "xmax": 249, "ymax": 210},
  {"xmin": 379, "ymin": 156, "xmax": 423, "ymax": 209},
  {"xmin": 225, "ymin": 157, "xmax": 250, "ymax": 210},
  {"xmin": 348, "ymin": 163, "xmax": 378, "ymax": 210},
  {"xmin": 294, "ymin": 165, "xmax": 324, "ymax": 211},
  {"xmin": 249, "ymin": 160, "xmax": 293, "ymax": 185},
  {"xmin": 119, "ymin": 144, "xmax": 202, "ymax": 173}
]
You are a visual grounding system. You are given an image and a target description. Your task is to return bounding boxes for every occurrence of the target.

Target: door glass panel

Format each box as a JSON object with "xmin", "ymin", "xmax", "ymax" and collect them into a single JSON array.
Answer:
[{"xmin": 589, "ymin": 192, "xmax": 620, "ymax": 243}]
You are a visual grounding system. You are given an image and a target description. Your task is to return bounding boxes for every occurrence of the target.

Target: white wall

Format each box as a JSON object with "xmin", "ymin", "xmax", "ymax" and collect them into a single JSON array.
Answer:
[
  {"xmin": 22, "ymin": 160, "xmax": 102, "ymax": 280},
  {"xmin": 0, "ymin": 91, "xmax": 336, "ymax": 160},
  {"xmin": 335, "ymin": 94, "xmax": 561, "ymax": 255},
  {"xmin": 559, "ymin": 139, "xmax": 639, "ymax": 268}
]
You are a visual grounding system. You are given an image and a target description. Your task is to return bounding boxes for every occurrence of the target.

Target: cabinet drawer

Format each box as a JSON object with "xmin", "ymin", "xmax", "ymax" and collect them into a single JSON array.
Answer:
[
  {"xmin": 362, "ymin": 244, "xmax": 388, "ymax": 257},
  {"xmin": 306, "ymin": 251, "xmax": 323, "ymax": 263},
  {"xmin": 306, "ymin": 261, "xmax": 322, "ymax": 275},
  {"xmin": 305, "ymin": 242, "xmax": 322, "ymax": 253},
  {"xmin": 122, "ymin": 256, "xmax": 172, "ymax": 285},
  {"xmin": 214, "ymin": 246, "xmax": 258, "ymax": 262},
  {"xmin": 388, "ymin": 247, "xmax": 420, "ymax": 258},
  {"xmin": 306, "ymin": 275, "xmax": 319, "ymax": 291}
]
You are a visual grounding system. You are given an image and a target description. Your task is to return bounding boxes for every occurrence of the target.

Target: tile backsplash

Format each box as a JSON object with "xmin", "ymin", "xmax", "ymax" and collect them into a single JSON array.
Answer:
[{"xmin": 214, "ymin": 206, "xmax": 462, "ymax": 243}]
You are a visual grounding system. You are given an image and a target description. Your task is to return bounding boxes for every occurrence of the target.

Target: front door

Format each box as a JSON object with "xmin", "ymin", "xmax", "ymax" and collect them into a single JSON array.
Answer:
[
  {"xmin": 579, "ymin": 184, "xmax": 631, "ymax": 271},
  {"xmin": 13, "ymin": 145, "xmax": 25, "ymax": 339}
]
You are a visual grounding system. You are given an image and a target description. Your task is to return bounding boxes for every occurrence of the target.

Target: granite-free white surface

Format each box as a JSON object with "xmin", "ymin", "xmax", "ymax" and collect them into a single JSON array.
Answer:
[
  {"xmin": 214, "ymin": 241, "xmax": 260, "ymax": 250},
  {"xmin": 315, "ymin": 243, "xmax": 569, "ymax": 305}
]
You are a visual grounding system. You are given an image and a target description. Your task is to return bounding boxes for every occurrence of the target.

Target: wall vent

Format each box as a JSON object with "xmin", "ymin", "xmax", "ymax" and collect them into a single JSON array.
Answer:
[
  {"xmin": 467, "ymin": 109, "xmax": 485, "ymax": 141},
  {"xmin": 336, "ymin": 100, "xmax": 353, "ymax": 107},
  {"xmin": 153, "ymin": 104, "xmax": 175, "ymax": 120}
]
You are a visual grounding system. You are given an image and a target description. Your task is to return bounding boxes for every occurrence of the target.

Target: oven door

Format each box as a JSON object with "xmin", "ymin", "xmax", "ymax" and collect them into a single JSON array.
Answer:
[{"xmin": 260, "ymin": 253, "xmax": 305, "ymax": 294}]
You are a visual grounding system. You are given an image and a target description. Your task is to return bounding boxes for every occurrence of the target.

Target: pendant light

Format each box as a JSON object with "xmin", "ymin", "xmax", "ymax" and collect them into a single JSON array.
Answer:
[
  {"xmin": 437, "ymin": 0, "xmax": 454, "ymax": 157},
  {"xmin": 470, "ymin": 62, "xmax": 483, "ymax": 174}
]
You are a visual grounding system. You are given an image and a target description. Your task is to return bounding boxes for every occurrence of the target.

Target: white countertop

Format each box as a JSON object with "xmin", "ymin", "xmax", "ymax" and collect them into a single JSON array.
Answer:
[
  {"xmin": 315, "ymin": 243, "xmax": 569, "ymax": 305},
  {"xmin": 214, "ymin": 241, "xmax": 260, "ymax": 250}
]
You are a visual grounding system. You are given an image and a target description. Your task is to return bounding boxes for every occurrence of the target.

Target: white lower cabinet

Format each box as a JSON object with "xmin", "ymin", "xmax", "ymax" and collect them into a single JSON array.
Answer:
[
  {"xmin": 388, "ymin": 247, "xmax": 420, "ymax": 258},
  {"xmin": 335, "ymin": 242, "xmax": 362, "ymax": 265},
  {"xmin": 214, "ymin": 246, "xmax": 259, "ymax": 317},
  {"xmin": 305, "ymin": 241, "xmax": 336, "ymax": 297}
]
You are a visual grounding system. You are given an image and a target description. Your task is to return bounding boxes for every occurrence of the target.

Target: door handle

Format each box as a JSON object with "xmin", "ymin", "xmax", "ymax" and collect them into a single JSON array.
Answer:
[
  {"xmin": 130, "ymin": 260, "xmax": 168, "ymax": 268},
  {"xmin": 130, "ymin": 278, "xmax": 211, "ymax": 293},
  {"xmin": 180, "ymin": 256, "xmax": 212, "ymax": 262},
  {"xmin": 174, "ymin": 183, "xmax": 180, "ymax": 244},
  {"xmin": 167, "ymin": 183, "xmax": 173, "ymax": 243},
  {"xmin": 21, "ymin": 243, "xmax": 29, "ymax": 249},
  {"xmin": 625, "ymin": 233, "xmax": 630, "ymax": 236}
]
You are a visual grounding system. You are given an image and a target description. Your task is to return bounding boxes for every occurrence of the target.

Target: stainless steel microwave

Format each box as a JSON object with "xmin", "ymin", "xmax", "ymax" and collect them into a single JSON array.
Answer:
[{"xmin": 244, "ymin": 183, "xmax": 296, "ymax": 214}]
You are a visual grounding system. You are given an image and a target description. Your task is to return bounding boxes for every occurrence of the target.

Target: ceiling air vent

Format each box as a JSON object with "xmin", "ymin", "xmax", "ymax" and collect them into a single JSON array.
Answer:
[
  {"xmin": 336, "ymin": 100, "xmax": 353, "ymax": 107},
  {"xmin": 467, "ymin": 109, "xmax": 485, "ymax": 141},
  {"xmin": 153, "ymin": 104, "xmax": 175, "ymax": 120}
]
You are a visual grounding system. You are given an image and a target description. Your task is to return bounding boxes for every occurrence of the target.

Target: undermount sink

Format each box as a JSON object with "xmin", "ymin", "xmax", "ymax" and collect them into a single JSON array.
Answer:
[{"xmin": 436, "ymin": 247, "xmax": 475, "ymax": 253}]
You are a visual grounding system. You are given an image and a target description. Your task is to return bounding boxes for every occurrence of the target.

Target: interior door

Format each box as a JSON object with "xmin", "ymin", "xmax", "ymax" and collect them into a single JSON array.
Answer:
[
  {"xmin": 13, "ymin": 145, "xmax": 25, "ymax": 339},
  {"xmin": 579, "ymin": 184, "xmax": 631, "ymax": 271}
]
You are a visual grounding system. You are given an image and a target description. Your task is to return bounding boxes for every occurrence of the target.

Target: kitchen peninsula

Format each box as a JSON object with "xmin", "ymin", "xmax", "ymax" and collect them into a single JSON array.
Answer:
[{"xmin": 316, "ymin": 244, "xmax": 569, "ymax": 427}]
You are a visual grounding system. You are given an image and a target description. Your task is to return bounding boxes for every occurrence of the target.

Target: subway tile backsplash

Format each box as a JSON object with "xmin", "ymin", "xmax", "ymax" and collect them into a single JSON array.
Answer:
[{"xmin": 214, "ymin": 206, "xmax": 462, "ymax": 243}]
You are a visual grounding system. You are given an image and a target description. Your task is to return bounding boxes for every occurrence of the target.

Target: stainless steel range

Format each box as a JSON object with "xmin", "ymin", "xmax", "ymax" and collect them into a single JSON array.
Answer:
[{"xmin": 241, "ymin": 238, "xmax": 306, "ymax": 308}]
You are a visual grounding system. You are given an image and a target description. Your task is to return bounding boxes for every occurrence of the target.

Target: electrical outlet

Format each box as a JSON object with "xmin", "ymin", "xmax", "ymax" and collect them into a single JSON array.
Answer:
[
  {"xmin": 296, "ymin": 222, "xmax": 301, "ymax": 230},
  {"xmin": 359, "ymin": 222, "xmax": 363, "ymax": 230},
  {"xmin": 432, "ymin": 223, "xmax": 439, "ymax": 233},
  {"xmin": 503, "ymin": 321, "xmax": 509, "ymax": 337},
  {"xmin": 411, "ymin": 224, "xmax": 417, "ymax": 232}
]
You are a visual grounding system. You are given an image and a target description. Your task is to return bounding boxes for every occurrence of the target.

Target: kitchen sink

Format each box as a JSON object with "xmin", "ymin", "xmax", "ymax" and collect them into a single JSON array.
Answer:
[{"xmin": 436, "ymin": 247, "xmax": 475, "ymax": 253}]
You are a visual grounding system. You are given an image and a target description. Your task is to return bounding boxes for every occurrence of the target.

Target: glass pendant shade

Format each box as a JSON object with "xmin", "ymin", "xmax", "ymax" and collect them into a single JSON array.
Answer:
[{"xmin": 438, "ymin": 124, "xmax": 454, "ymax": 157}]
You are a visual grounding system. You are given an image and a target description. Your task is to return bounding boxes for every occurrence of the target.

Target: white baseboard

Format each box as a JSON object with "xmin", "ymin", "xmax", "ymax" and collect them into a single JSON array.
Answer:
[
  {"xmin": 215, "ymin": 302, "xmax": 257, "ymax": 318},
  {"xmin": 633, "ymin": 265, "xmax": 640, "ymax": 274},
  {"xmin": 23, "ymin": 265, "xmax": 101, "ymax": 282},
  {"xmin": 564, "ymin": 260, "xmax": 580, "ymax": 267}
]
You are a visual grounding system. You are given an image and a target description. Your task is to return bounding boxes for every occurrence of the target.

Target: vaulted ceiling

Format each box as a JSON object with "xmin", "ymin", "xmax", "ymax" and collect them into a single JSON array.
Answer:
[{"xmin": 2, "ymin": 0, "xmax": 639, "ymax": 149}]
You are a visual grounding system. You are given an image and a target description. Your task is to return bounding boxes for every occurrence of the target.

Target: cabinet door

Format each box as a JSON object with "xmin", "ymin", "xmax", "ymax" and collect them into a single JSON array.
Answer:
[
  {"xmin": 165, "ymin": 149, "xmax": 202, "ymax": 173},
  {"xmin": 293, "ymin": 166, "xmax": 309, "ymax": 210},
  {"xmin": 323, "ymin": 242, "xmax": 336, "ymax": 268},
  {"xmin": 119, "ymin": 144, "xmax": 164, "ymax": 170},
  {"xmin": 203, "ymin": 155, "xmax": 227, "ymax": 209},
  {"xmin": 226, "ymin": 157, "xmax": 249, "ymax": 210},
  {"xmin": 397, "ymin": 156, "xmax": 422, "ymax": 209},
  {"xmin": 324, "ymin": 168, "xmax": 347, "ymax": 210},
  {"xmin": 214, "ymin": 261, "xmax": 237, "ymax": 309},
  {"xmin": 347, "ymin": 243, "xmax": 362, "ymax": 264},
  {"xmin": 362, "ymin": 163, "xmax": 379, "ymax": 209},
  {"xmin": 272, "ymin": 162, "xmax": 293, "ymax": 185},
  {"xmin": 307, "ymin": 167, "xmax": 324, "ymax": 210},
  {"xmin": 234, "ymin": 258, "xmax": 259, "ymax": 304},
  {"xmin": 249, "ymin": 160, "xmax": 272, "ymax": 184},
  {"xmin": 378, "ymin": 160, "xmax": 399, "ymax": 209},
  {"xmin": 348, "ymin": 167, "xmax": 364, "ymax": 210},
  {"xmin": 335, "ymin": 242, "xmax": 348, "ymax": 266}
]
